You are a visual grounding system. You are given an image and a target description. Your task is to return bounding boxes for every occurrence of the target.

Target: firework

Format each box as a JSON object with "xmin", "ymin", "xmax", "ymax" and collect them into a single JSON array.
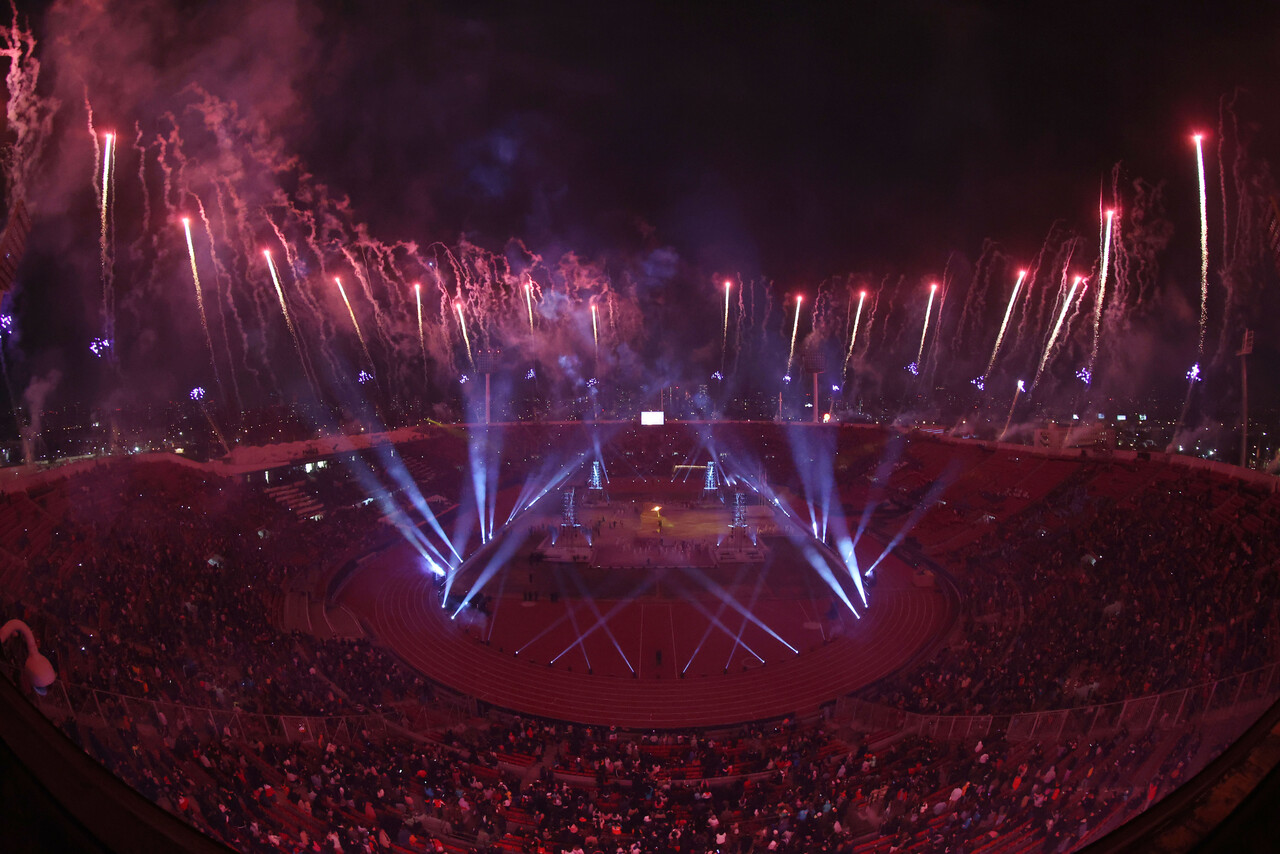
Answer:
[
  {"xmin": 916, "ymin": 282, "xmax": 938, "ymax": 364},
  {"xmin": 999, "ymin": 379, "xmax": 1025, "ymax": 441},
  {"xmin": 970, "ymin": 376, "xmax": 985, "ymax": 391},
  {"xmin": 99, "ymin": 132, "xmax": 113, "ymax": 230},
  {"xmin": 722, "ymin": 279, "xmax": 732, "ymax": 362},
  {"xmin": 357, "ymin": 370, "xmax": 374, "ymax": 385},
  {"xmin": 263, "ymin": 250, "xmax": 307, "ymax": 372},
  {"xmin": 455, "ymin": 300, "xmax": 475, "ymax": 367},
  {"xmin": 1194, "ymin": 134, "xmax": 1209, "ymax": 353},
  {"xmin": 524, "ymin": 279, "xmax": 535, "ymax": 332},
  {"xmin": 181, "ymin": 217, "xmax": 222, "ymax": 395},
  {"xmin": 844, "ymin": 290, "xmax": 867, "ymax": 375},
  {"xmin": 1035, "ymin": 275, "xmax": 1083, "ymax": 384},
  {"xmin": 0, "ymin": 314, "xmax": 12, "ymax": 336},
  {"xmin": 591, "ymin": 302, "xmax": 599, "ymax": 360},
  {"xmin": 415, "ymin": 282, "xmax": 425, "ymax": 363},
  {"xmin": 905, "ymin": 361, "xmax": 919, "ymax": 376},
  {"xmin": 189, "ymin": 386, "xmax": 205, "ymax": 401},
  {"xmin": 98, "ymin": 131, "xmax": 115, "ymax": 339},
  {"xmin": 985, "ymin": 270, "xmax": 1026, "ymax": 376},
  {"xmin": 785, "ymin": 295, "xmax": 803, "ymax": 376},
  {"xmin": 1168, "ymin": 362, "xmax": 1204, "ymax": 453},
  {"xmin": 1088, "ymin": 210, "xmax": 1115, "ymax": 372},
  {"xmin": 1076, "ymin": 367, "xmax": 1092, "ymax": 385},
  {"xmin": 335, "ymin": 276, "xmax": 374, "ymax": 369},
  {"xmin": 89, "ymin": 337, "xmax": 111, "ymax": 358}
]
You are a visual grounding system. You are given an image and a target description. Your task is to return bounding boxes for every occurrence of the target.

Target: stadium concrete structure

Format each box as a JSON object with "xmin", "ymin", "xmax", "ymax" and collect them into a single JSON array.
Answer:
[{"xmin": 3, "ymin": 420, "xmax": 1280, "ymax": 852}]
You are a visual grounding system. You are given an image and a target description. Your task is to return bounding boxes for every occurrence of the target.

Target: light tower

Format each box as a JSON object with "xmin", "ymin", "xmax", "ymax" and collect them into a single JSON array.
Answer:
[
  {"xmin": 561, "ymin": 487, "xmax": 578, "ymax": 528},
  {"xmin": 474, "ymin": 349, "xmax": 501, "ymax": 424},
  {"xmin": 588, "ymin": 459, "xmax": 604, "ymax": 491},
  {"xmin": 803, "ymin": 349, "xmax": 828, "ymax": 424},
  {"xmin": 1239, "ymin": 329, "xmax": 1254, "ymax": 468}
]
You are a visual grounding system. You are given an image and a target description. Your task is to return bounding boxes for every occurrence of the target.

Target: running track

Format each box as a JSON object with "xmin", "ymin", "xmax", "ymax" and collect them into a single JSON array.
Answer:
[{"xmin": 341, "ymin": 545, "xmax": 954, "ymax": 728}]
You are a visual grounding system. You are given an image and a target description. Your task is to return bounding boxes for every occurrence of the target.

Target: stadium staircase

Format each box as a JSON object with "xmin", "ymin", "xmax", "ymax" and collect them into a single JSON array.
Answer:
[{"xmin": 264, "ymin": 481, "xmax": 325, "ymax": 520}]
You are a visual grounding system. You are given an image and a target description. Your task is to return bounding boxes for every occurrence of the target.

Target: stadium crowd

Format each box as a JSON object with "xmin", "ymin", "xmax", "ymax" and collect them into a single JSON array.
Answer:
[
  {"xmin": 864, "ymin": 460, "xmax": 1279, "ymax": 717},
  {"xmin": 0, "ymin": 429, "xmax": 1275, "ymax": 853}
]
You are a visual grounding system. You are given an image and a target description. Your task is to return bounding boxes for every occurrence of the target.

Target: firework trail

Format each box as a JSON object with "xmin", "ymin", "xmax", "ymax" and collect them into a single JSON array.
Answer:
[
  {"xmin": 268, "ymin": 217, "xmax": 340, "ymax": 378},
  {"xmin": 1194, "ymin": 133, "xmax": 1209, "ymax": 353},
  {"xmin": 1168, "ymin": 363, "xmax": 1202, "ymax": 453},
  {"xmin": 916, "ymin": 282, "xmax": 938, "ymax": 364},
  {"xmin": 524, "ymin": 278, "xmax": 535, "ymax": 332},
  {"xmin": 181, "ymin": 216, "xmax": 224, "ymax": 396},
  {"xmin": 415, "ymin": 282, "xmax": 426, "ymax": 364},
  {"xmin": 923, "ymin": 271, "xmax": 952, "ymax": 380},
  {"xmin": 1087, "ymin": 208, "xmax": 1115, "ymax": 374},
  {"xmin": 999, "ymin": 379, "xmax": 1025, "ymax": 441},
  {"xmin": 1218, "ymin": 93, "xmax": 1236, "ymax": 265},
  {"xmin": 95, "ymin": 128, "xmax": 116, "ymax": 338},
  {"xmin": 784, "ymin": 295, "xmax": 803, "ymax": 377},
  {"xmin": 721, "ymin": 279, "xmax": 732, "ymax": 368},
  {"xmin": 843, "ymin": 290, "xmax": 867, "ymax": 379},
  {"xmin": 348, "ymin": 242, "xmax": 398, "ymax": 357},
  {"xmin": 1035, "ymin": 275, "xmax": 1083, "ymax": 386},
  {"xmin": 591, "ymin": 302, "xmax": 599, "ymax": 361},
  {"xmin": 193, "ymin": 197, "xmax": 244, "ymax": 411},
  {"xmin": 0, "ymin": 17, "xmax": 56, "ymax": 204},
  {"xmin": 455, "ymin": 300, "xmax": 475, "ymax": 368},
  {"xmin": 335, "ymin": 276, "xmax": 375, "ymax": 371},
  {"xmin": 263, "ymin": 249, "xmax": 309, "ymax": 376},
  {"xmin": 984, "ymin": 269, "xmax": 1026, "ymax": 377}
]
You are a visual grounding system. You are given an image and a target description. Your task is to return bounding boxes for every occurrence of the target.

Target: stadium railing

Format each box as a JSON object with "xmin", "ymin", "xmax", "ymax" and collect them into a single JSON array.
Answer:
[
  {"xmin": 837, "ymin": 660, "xmax": 1280, "ymax": 742},
  {"xmin": 0, "ymin": 662, "xmax": 393, "ymax": 745}
]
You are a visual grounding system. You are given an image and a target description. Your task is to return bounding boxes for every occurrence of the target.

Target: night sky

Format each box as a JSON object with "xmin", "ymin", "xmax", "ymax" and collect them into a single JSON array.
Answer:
[
  {"xmin": 296, "ymin": 1, "xmax": 1280, "ymax": 277},
  {"xmin": 5, "ymin": 0, "xmax": 1280, "ymax": 426}
]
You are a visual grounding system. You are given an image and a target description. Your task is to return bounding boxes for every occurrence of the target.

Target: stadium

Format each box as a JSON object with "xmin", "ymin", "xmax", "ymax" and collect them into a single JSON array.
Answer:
[
  {"xmin": 4, "ymin": 419, "xmax": 1280, "ymax": 853},
  {"xmin": 5, "ymin": 3, "xmax": 1280, "ymax": 853}
]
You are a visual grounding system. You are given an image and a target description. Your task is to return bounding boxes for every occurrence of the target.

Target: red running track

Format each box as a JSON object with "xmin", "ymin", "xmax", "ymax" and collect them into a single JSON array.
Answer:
[{"xmin": 340, "ymin": 543, "xmax": 955, "ymax": 729}]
